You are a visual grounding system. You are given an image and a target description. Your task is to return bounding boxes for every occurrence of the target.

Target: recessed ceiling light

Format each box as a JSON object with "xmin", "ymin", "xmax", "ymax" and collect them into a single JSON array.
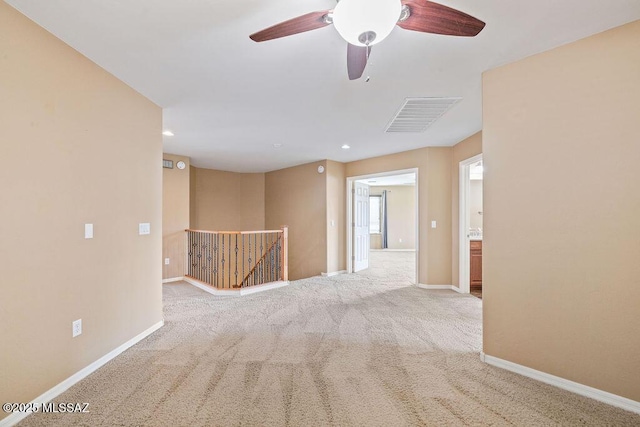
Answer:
[
  {"xmin": 341, "ymin": 144, "xmax": 351, "ymax": 149},
  {"xmin": 162, "ymin": 130, "xmax": 174, "ymax": 136},
  {"xmin": 273, "ymin": 143, "xmax": 282, "ymax": 148}
]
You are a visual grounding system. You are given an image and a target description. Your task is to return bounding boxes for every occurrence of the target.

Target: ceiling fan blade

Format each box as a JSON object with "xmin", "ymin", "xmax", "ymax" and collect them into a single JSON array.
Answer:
[
  {"xmin": 347, "ymin": 44, "xmax": 371, "ymax": 80},
  {"xmin": 250, "ymin": 11, "xmax": 332, "ymax": 42},
  {"xmin": 398, "ymin": 0, "xmax": 485, "ymax": 37}
]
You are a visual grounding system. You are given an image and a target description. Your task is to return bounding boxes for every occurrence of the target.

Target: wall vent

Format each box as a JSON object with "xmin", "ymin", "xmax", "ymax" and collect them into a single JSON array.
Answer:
[{"xmin": 385, "ymin": 97, "xmax": 462, "ymax": 133}]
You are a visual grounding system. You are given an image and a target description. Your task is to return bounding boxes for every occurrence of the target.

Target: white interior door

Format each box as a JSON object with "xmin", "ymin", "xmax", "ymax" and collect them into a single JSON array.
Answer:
[{"xmin": 353, "ymin": 182, "xmax": 370, "ymax": 272}]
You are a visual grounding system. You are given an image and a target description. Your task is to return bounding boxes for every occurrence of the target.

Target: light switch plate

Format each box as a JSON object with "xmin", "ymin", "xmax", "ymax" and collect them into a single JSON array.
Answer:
[
  {"xmin": 84, "ymin": 224, "xmax": 93, "ymax": 239},
  {"xmin": 139, "ymin": 223, "xmax": 151, "ymax": 235},
  {"xmin": 431, "ymin": 221, "xmax": 437, "ymax": 229},
  {"xmin": 164, "ymin": 258, "xmax": 170, "ymax": 265}
]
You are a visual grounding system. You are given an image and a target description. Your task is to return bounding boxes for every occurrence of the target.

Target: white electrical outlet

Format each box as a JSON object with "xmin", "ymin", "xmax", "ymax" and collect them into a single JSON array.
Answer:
[
  {"xmin": 72, "ymin": 319, "xmax": 82, "ymax": 338},
  {"xmin": 84, "ymin": 224, "xmax": 93, "ymax": 239},
  {"xmin": 431, "ymin": 220, "xmax": 437, "ymax": 228},
  {"xmin": 139, "ymin": 223, "xmax": 151, "ymax": 235},
  {"xmin": 164, "ymin": 258, "xmax": 170, "ymax": 265}
]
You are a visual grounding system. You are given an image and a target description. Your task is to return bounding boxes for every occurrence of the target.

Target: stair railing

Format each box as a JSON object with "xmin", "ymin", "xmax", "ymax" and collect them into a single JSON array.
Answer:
[{"xmin": 185, "ymin": 226, "xmax": 288, "ymax": 290}]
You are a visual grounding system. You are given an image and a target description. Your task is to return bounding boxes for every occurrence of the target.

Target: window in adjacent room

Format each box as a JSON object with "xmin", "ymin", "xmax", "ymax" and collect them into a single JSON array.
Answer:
[{"xmin": 369, "ymin": 195, "xmax": 382, "ymax": 233}]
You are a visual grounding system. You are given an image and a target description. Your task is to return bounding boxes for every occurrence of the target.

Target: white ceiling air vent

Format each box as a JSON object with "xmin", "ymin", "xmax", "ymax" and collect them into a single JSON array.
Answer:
[{"xmin": 385, "ymin": 97, "xmax": 462, "ymax": 133}]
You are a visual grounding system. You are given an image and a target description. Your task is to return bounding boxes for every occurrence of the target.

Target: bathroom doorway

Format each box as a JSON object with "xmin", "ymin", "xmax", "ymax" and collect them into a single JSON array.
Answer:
[{"xmin": 459, "ymin": 155, "xmax": 483, "ymax": 297}]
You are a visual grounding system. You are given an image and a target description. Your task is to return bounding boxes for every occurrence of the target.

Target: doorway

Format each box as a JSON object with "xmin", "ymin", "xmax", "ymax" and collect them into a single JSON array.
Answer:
[
  {"xmin": 346, "ymin": 169, "xmax": 419, "ymax": 285},
  {"xmin": 459, "ymin": 154, "xmax": 483, "ymax": 296}
]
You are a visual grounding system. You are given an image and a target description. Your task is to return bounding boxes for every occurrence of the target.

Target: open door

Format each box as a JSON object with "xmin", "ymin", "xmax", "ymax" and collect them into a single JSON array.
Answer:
[{"xmin": 353, "ymin": 181, "xmax": 370, "ymax": 272}]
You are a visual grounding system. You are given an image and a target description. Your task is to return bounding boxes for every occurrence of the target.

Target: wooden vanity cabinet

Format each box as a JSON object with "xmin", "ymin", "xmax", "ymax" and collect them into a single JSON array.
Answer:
[{"xmin": 470, "ymin": 240, "xmax": 482, "ymax": 289}]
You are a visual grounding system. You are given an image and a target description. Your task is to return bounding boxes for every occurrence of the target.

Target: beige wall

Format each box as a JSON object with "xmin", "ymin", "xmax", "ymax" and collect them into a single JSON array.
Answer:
[
  {"xmin": 483, "ymin": 20, "xmax": 640, "ymax": 401},
  {"xmin": 370, "ymin": 186, "xmax": 416, "ymax": 250},
  {"xmin": 346, "ymin": 147, "xmax": 452, "ymax": 285},
  {"xmin": 326, "ymin": 160, "xmax": 346, "ymax": 273},
  {"xmin": 189, "ymin": 165, "xmax": 197, "ymax": 227},
  {"xmin": 451, "ymin": 132, "xmax": 483, "ymax": 286},
  {"xmin": 163, "ymin": 154, "xmax": 190, "ymax": 279},
  {"xmin": 0, "ymin": 2, "xmax": 163, "ymax": 419},
  {"xmin": 265, "ymin": 161, "xmax": 328, "ymax": 280},
  {"xmin": 370, "ymin": 234, "xmax": 382, "ymax": 250},
  {"xmin": 190, "ymin": 167, "xmax": 265, "ymax": 231}
]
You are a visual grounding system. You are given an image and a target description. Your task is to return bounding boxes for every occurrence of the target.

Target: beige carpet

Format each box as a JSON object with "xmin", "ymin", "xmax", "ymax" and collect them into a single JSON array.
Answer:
[{"xmin": 19, "ymin": 252, "xmax": 639, "ymax": 426}]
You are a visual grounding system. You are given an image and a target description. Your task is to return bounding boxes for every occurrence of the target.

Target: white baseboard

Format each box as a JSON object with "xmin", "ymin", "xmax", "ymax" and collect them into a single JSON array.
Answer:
[
  {"xmin": 370, "ymin": 249, "xmax": 416, "ymax": 252},
  {"xmin": 239, "ymin": 281, "xmax": 289, "ymax": 295},
  {"xmin": 183, "ymin": 277, "xmax": 289, "ymax": 297},
  {"xmin": 480, "ymin": 352, "xmax": 640, "ymax": 415},
  {"xmin": 162, "ymin": 276, "xmax": 184, "ymax": 283},
  {"xmin": 321, "ymin": 270, "xmax": 347, "ymax": 277},
  {"xmin": 183, "ymin": 277, "xmax": 239, "ymax": 296},
  {"xmin": 417, "ymin": 284, "xmax": 451, "ymax": 290},
  {"xmin": 0, "ymin": 320, "xmax": 164, "ymax": 427},
  {"xmin": 417, "ymin": 284, "xmax": 464, "ymax": 293}
]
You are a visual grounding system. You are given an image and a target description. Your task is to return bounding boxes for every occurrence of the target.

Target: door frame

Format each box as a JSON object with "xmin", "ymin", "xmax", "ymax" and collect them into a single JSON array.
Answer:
[
  {"xmin": 458, "ymin": 154, "xmax": 483, "ymax": 294},
  {"xmin": 346, "ymin": 168, "xmax": 419, "ymax": 285}
]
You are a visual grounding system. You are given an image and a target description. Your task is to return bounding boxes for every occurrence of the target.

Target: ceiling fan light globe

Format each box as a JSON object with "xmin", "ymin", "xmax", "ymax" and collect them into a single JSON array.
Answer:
[{"xmin": 333, "ymin": 0, "xmax": 401, "ymax": 46}]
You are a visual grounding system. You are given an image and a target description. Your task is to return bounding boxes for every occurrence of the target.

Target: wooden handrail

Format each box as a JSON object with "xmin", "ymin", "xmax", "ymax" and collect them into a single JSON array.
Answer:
[
  {"xmin": 240, "ymin": 236, "xmax": 281, "ymax": 286},
  {"xmin": 185, "ymin": 228, "xmax": 283, "ymax": 235}
]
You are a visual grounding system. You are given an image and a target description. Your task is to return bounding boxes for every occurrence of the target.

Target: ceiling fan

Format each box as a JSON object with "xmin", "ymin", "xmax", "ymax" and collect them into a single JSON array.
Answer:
[{"xmin": 250, "ymin": 0, "xmax": 486, "ymax": 80}]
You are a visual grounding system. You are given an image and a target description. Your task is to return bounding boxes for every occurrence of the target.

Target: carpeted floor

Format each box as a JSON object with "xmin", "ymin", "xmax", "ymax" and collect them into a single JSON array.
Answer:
[{"xmin": 19, "ymin": 252, "xmax": 639, "ymax": 426}]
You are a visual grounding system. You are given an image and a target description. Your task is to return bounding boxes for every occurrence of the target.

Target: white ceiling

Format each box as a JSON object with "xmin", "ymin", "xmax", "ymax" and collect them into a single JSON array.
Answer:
[{"xmin": 7, "ymin": 1, "xmax": 640, "ymax": 172}]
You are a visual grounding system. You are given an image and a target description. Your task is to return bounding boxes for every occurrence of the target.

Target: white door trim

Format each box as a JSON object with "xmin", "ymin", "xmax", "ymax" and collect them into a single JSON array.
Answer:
[
  {"xmin": 346, "ymin": 168, "xmax": 419, "ymax": 285},
  {"xmin": 459, "ymin": 154, "xmax": 482, "ymax": 294}
]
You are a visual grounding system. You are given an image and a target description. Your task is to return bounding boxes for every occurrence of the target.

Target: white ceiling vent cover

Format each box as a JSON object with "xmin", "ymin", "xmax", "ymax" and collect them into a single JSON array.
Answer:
[{"xmin": 385, "ymin": 97, "xmax": 462, "ymax": 133}]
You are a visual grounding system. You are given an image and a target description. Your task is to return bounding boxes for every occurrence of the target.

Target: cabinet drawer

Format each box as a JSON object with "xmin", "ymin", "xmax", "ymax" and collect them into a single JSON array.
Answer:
[{"xmin": 470, "ymin": 240, "xmax": 482, "ymax": 250}]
